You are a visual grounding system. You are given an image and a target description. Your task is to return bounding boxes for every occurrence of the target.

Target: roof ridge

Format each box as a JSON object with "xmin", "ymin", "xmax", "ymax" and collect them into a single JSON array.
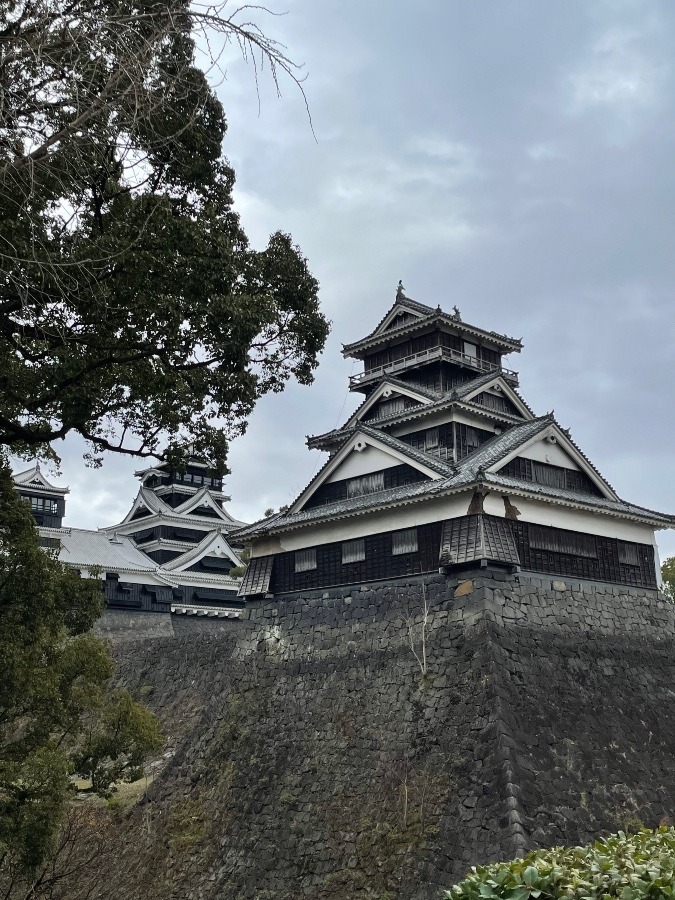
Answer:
[
  {"xmin": 456, "ymin": 416, "xmax": 552, "ymax": 478},
  {"xmin": 357, "ymin": 423, "xmax": 456, "ymax": 476}
]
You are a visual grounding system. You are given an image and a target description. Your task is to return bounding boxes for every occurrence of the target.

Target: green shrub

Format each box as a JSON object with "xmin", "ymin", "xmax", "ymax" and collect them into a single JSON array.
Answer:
[{"xmin": 447, "ymin": 827, "xmax": 675, "ymax": 900}]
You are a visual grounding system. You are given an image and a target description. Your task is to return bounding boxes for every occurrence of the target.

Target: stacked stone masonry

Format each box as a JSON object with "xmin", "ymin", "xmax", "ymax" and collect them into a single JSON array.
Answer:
[{"xmin": 88, "ymin": 571, "xmax": 675, "ymax": 900}]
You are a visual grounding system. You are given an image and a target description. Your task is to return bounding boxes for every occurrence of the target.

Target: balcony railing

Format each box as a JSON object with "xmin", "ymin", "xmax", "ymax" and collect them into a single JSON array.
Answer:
[{"xmin": 349, "ymin": 346, "xmax": 518, "ymax": 388}]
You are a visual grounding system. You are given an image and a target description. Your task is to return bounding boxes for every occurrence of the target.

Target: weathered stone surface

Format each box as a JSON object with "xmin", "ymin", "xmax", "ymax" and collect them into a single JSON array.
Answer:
[
  {"xmin": 454, "ymin": 579, "xmax": 474, "ymax": 598},
  {"xmin": 86, "ymin": 571, "xmax": 675, "ymax": 900}
]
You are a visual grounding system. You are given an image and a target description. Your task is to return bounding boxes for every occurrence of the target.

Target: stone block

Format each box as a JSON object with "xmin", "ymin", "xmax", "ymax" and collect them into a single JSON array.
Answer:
[{"xmin": 455, "ymin": 579, "xmax": 475, "ymax": 598}]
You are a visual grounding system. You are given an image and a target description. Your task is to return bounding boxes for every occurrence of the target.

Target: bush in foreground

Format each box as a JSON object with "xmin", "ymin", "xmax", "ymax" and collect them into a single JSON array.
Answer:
[{"xmin": 447, "ymin": 828, "xmax": 675, "ymax": 900}]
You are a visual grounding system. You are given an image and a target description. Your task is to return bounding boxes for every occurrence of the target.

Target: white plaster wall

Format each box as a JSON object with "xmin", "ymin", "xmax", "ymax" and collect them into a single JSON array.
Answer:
[
  {"xmin": 250, "ymin": 492, "xmax": 473, "ymax": 555},
  {"xmin": 518, "ymin": 439, "xmax": 580, "ymax": 470},
  {"xmin": 250, "ymin": 487, "xmax": 659, "ymax": 560},
  {"xmin": 325, "ymin": 445, "xmax": 403, "ymax": 481},
  {"xmin": 482, "ymin": 492, "xmax": 655, "ymax": 543},
  {"xmin": 653, "ymin": 537, "xmax": 663, "ymax": 588}
]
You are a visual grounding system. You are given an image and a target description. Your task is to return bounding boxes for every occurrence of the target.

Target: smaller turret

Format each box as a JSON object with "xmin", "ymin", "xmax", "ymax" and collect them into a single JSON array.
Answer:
[{"xmin": 12, "ymin": 463, "xmax": 68, "ymax": 528}]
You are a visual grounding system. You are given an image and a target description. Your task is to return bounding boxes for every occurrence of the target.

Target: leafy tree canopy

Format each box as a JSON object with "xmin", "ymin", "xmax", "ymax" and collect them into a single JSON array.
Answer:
[
  {"xmin": 0, "ymin": 462, "xmax": 163, "ymax": 875},
  {"xmin": 0, "ymin": 1, "xmax": 329, "ymax": 471}
]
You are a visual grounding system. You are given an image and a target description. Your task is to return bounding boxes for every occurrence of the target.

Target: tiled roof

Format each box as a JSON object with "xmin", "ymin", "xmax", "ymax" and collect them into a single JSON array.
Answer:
[
  {"xmin": 290, "ymin": 420, "xmax": 454, "ymax": 518},
  {"xmin": 12, "ymin": 464, "xmax": 69, "ymax": 494},
  {"xmin": 343, "ymin": 303, "xmax": 522, "ymax": 355},
  {"xmin": 235, "ymin": 413, "xmax": 675, "ymax": 539},
  {"xmin": 161, "ymin": 530, "xmax": 242, "ymax": 571},
  {"xmin": 234, "ymin": 420, "xmax": 547, "ymax": 538},
  {"xmin": 42, "ymin": 527, "xmax": 157, "ymax": 571},
  {"xmin": 483, "ymin": 472, "xmax": 675, "ymax": 526},
  {"xmin": 366, "ymin": 297, "xmax": 437, "ymax": 337},
  {"xmin": 355, "ymin": 423, "xmax": 455, "ymax": 476},
  {"xmin": 238, "ymin": 556, "xmax": 274, "ymax": 597},
  {"xmin": 308, "ymin": 371, "xmax": 527, "ymax": 450},
  {"xmin": 454, "ymin": 417, "xmax": 552, "ymax": 478}
]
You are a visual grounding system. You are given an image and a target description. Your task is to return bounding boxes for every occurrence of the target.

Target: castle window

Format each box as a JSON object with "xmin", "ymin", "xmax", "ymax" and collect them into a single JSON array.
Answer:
[
  {"xmin": 619, "ymin": 543, "xmax": 641, "ymax": 567},
  {"xmin": 463, "ymin": 341, "xmax": 477, "ymax": 359},
  {"xmin": 425, "ymin": 427, "xmax": 439, "ymax": 450},
  {"xmin": 347, "ymin": 471, "xmax": 385, "ymax": 498},
  {"xmin": 378, "ymin": 397, "xmax": 405, "ymax": 418},
  {"xmin": 529, "ymin": 525, "xmax": 597, "ymax": 559},
  {"xmin": 392, "ymin": 528, "xmax": 418, "ymax": 555},
  {"xmin": 531, "ymin": 462, "xmax": 566, "ymax": 489},
  {"xmin": 342, "ymin": 539, "xmax": 365, "ymax": 564},
  {"xmin": 29, "ymin": 496, "xmax": 58, "ymax": 514},
  {"xmin": 295, "ymin": 548, "xmax": 317, "ymax": 572}
]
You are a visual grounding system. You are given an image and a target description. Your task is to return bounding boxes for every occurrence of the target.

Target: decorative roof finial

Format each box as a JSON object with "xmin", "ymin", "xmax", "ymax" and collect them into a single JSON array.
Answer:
[
  {"xmin": 452, "ymin": 305, "xmax": 462, "ymax": 321},
  {"xmin": 396, "ymin": 280, "xmax": 406, "ymax": 300}
]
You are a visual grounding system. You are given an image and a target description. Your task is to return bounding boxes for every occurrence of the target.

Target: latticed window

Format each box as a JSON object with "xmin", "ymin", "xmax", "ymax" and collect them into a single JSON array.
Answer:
[
  {"xmin": 342, "ymin": 539, "xmax": 365, "ymax": 564},
  {"xmin": 529, "ymin": 525, "xmax": 597, "ymax": 558},
  {"xmin": 346, "ymin": 471, "xmax": 385, "ymax": 498},
  {"xmin": 294, "ymin": 548, "xmax": 317, "ymax": 572},
  {"xmin": 618, "ymin": 543, "xmax": 641, "ymax": 567},
  {"xmin": 425, "ymin": 427, "xmax": 439, "ymax": 449},
  {"xmin": 378, "ymin": 397, "xmax": 405, "ymax": 418},
  {"xmin": 392, "ymin": 528, "xmax": 418, "ymax": 555},
  {"xmin": 28, "ymin": 496, "xmax": 58, "ymax": 514},
  {"xmin": 531, "ymin": 461, "xmax": 566, "ymax": 489}
]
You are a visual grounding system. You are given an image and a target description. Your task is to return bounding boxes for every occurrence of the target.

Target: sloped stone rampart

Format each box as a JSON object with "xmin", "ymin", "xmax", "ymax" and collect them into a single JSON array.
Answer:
[{"xmin": 90, "ymin": 571, "xmax": 675, "ymax": 900}]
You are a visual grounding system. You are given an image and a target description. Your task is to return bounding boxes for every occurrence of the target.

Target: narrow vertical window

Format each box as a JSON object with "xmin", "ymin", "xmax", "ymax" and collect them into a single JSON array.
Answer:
[
  {"xmin": 392, "ymin": 528, "xmax": 418, "ymax": 555},
  {"xmin": 294, "ymin": 548, "xmax": 317, "ymax": 572},
  {"xmin": 342, "ymin": 539, "xmax": 365, "ymax": 564},
  {"xmin": 425, "ymin": 427, "xmax": 439, "ymax": 449}
]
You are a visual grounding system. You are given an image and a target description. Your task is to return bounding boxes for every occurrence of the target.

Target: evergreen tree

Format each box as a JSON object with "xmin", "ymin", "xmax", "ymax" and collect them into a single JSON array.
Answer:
[
  {"xmin": 0, "ymin": 1, "xmax": 329, "ymax": 470},
  {"xmin": 0, "ymin": 463, "xmax": 163, "ymax": 875}
]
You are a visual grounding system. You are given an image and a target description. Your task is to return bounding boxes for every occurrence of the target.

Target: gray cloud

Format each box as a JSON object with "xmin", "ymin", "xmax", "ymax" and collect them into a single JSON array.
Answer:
[{"xmin": 27, "ymin": 0, "xmax": 675, "ymax": 561}]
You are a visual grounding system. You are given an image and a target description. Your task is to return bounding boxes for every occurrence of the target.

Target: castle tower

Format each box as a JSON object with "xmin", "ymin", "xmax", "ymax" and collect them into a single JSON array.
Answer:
[
  {"xmin": 12, "ymin": 463, "xmax": 68, "ymax": 529},
  {"xmin": 235, "ymin": 289, "xmax": 674, "ymax": 598}
]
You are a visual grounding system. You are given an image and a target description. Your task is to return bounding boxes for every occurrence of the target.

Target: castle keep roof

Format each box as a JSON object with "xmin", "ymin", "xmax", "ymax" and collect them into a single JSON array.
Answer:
[{"xmin": 236, "ymin": 288, "xmax": 673, "ymax": 598}]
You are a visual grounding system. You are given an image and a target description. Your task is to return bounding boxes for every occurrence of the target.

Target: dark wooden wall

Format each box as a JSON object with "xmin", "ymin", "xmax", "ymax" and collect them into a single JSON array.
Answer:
[
  {"xmin": 270, "ymin": 522, "xmax": 444, "ymax": 594},
  {"xmin": 303, "ymin": 464, "xmax": 429, "ymax": 509},
  {"xmin": 500, "ymin": 457, "xmax": 603, "ymax": 495},
  {"xmin": 509, "ymin": 520, "xmax": 656, "ymax": 589},
  {"xmin": 261, "ymin": 516, "xmax": 657, "ymax": 595}
]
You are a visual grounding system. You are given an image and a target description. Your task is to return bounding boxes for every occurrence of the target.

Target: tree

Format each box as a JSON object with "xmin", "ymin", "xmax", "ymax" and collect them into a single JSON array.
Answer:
[
  {"xmin": 662, "ymin": 557, "xmax": 675, "ymax": 601},
  {"xmin": 0, "ymin": 462, "xmax": 163, "ymax": 877},
  {"xmin": 0, "ymin": 1, "xmax": 329, "ymax": 471}
]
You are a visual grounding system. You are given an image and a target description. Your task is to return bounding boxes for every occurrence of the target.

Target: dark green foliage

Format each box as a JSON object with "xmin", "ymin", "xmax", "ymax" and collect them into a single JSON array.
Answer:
[
  {"xmin": 447, "ymin": 828, "xmax": 675, "ymax": 900},
  {"xmin": 0, "ymin": 1, "xmax": 329, "ymax": 470},
  {"xmin": 661, "ymin": 558, "xmax": 675, "ymax": 602},
  {"xmin": 0, "ymin": 462, "xmax": 162, "ymax": 874}
]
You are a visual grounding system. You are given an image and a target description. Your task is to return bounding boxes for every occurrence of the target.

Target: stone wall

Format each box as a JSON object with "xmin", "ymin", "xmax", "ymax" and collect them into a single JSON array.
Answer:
[
  {"xmin": 86, "ymin": 570, "xmax": 675, "ymax": 900},
  {"xmin": 95, "ymin": 609, "xmax": 245, "ymax": 641}
]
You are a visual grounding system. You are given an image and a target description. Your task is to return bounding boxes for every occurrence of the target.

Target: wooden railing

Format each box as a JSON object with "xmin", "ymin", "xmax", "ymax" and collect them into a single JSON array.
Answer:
[{"xmin": 349, "ymin": 346, "xmax": 518, "ymax": 388}]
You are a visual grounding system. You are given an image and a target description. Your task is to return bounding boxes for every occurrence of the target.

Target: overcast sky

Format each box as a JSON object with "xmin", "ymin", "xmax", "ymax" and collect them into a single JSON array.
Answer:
[{"xmin": 19, "ymin": 0, "xmax": 675, "ymax": 559}]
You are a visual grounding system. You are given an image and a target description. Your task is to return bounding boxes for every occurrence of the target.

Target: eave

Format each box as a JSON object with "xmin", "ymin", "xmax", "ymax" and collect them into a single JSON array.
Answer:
[
  {"xmin": 307, "ymin": 398, "xmax": 526, "ymax": 453},
  {"xmin": 482, "ymin": 474, "xmax": 675, "ymax": 530},
  {"xmin": 342, "ymin": 312, "xmax": 522, "ymax": 358},
  {"xmin": 238, "ymin": 469, "xmax": 675, "ymax": 544}
]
